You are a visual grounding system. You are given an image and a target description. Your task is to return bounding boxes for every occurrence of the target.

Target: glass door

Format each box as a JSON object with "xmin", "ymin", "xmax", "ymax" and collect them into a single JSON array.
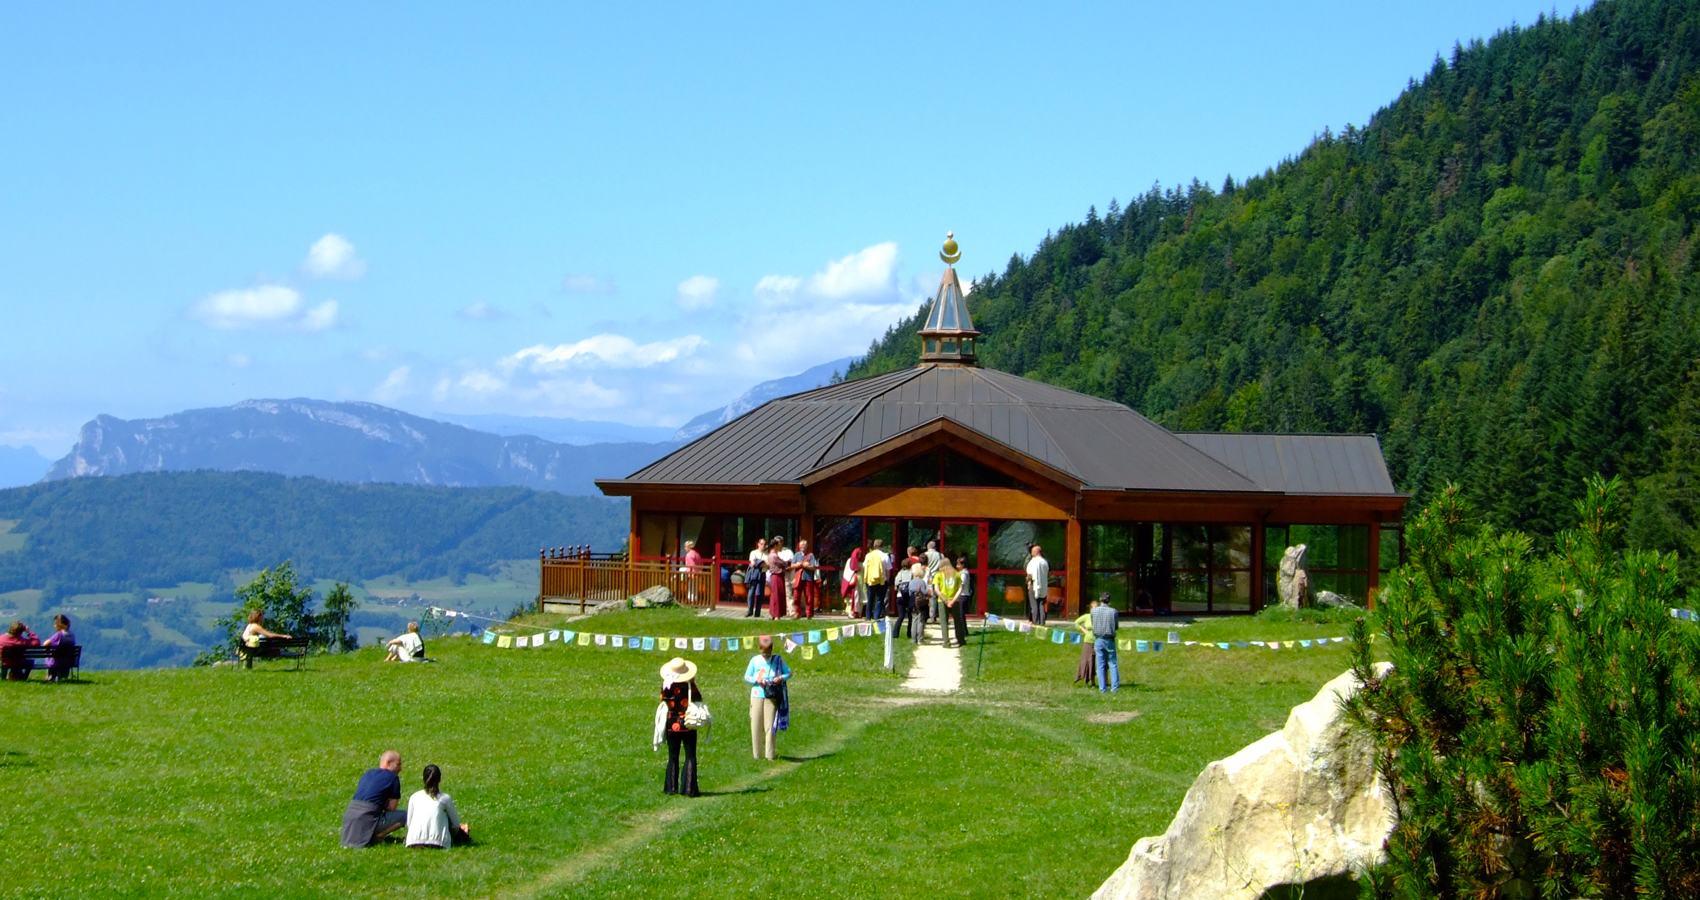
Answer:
[{"xmin": 940, "ymin": 521, "xmax": 988, "ymax": 617}]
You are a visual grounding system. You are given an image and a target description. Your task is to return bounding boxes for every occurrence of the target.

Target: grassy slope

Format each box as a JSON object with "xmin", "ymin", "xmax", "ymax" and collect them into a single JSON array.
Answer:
[{"xmin": 0, "ymin": 608, "xmax": 1370, "ymax": 900}]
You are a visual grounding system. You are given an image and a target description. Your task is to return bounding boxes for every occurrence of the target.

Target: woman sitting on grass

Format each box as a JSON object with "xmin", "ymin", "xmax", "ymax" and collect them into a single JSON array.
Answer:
[{"xmin": 405, "ymin": 764, "xmax": 471, "ymax": 848}]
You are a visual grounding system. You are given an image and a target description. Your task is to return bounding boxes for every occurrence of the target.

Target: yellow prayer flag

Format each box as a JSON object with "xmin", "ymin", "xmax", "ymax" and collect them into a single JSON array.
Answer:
[
  {"xmin": 802, "ymin": 644, "xmax": 815, "ymax": 660},
  {"xmin": 658, "ymin": 637, "xmax": 671, "ymax": 651},
  {"xmin": 826, "ymin": 627, "xmax": 840, "ymax": 641},
  {"xmin": 496, "ymin": 635, "xmax": 513, "ymax": 648}
]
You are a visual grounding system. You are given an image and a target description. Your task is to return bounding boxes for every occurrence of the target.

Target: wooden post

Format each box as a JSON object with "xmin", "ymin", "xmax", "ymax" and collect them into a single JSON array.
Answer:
[
  {"xmin": 1367, "ymin": 521, "xmax": 1381, "ymax": 610},
  {"xmin": 1065, "ymin": 516, "xmax": 1083, "ymax": 618}
]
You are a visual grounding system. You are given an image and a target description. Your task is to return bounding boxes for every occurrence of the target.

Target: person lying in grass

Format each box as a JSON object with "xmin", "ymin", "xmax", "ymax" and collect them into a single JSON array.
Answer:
[
  {"xmin": 341, "ymin": 750, "xmax": 406, "ymax": 848},
  {"xmin": 405, "ymin": 764, "xmax": 471, "ymax": 848}
]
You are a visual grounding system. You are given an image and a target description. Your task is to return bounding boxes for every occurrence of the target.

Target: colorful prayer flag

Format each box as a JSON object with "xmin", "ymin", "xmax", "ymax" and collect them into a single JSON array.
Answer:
[
  {"xmin": 817, "ymin": 641, "xmax": 831, "ymax": 655},
  {"xmin": 1217, "ymin": 642, "xmax": 1230, "ymax": 650},
  {"xmin": 561, "ymin": 630, "xmax": 576, "ymax": 644},
  {"xmin": 594, "ymin": 634, "xmax": 607, "ymax": 646},
  {"xmin": 785, "ymin": 639, "xmax": 799, "ymax": 654},
  {"xmin": 807, "ymin": 630, "xmax": 822, "ymax": 643},
  {"xmin": 1004, "ymin": 620, "xmax": 1017, "ymax": 631},
  {"xmin": 658, "ymin": 638, "xmax": 671, "ymax": 651},
  {"xmin": 729, "ymin": 638, "xmax": 742, "ymax": 652},
  {"xmin": 1118, "ymin": 639, "xmax": 1131, "ymax": 651},
  {"xmin": 1035, "ymin": 626, "xmax": 1050, "ymax": 640},
  {"xmin": 1136, "ymin": 640, "xmax": 1149, "ymax": 653},
  {"xmin": 875, "ymin": 621, "xmax": 886, "ymax": 634},
  {"xmin": 709, "ymin": 637, "xmax": 722, "ymax": 651},
  {"xmin": 987, "ymin": 613, "xmax": 1002, "ymax": 624},
  {"xmin": 1168, "ymin": 631, "xmax": 1181, "ymax": 644},
  {"xmin": 1051, "ymin": 630, "xmax": 1065, "ymax": 644},
  {"xmin": 1069, "ymin": 632, "xmax": 1083, "ymax": 645},
  {"xmin": 859, "ymin": 623, "xmax": 872, "ymax": 637},
  {"xmin": 497, "ymin": 635, "xmax": 513, "ymax": 648},
  {"xmin": 612, "ymin": 635, "xmax": 625, "ymax": 648},
  {"xmin": 826, "ymin": 628, "xmax": 840, "ymax": 641},
  {"xmin": 1300, "ymin": 639, "xmax": 1312, "ymax": 648},
  {"xmin": 481, "ymin": 631, "xmax": 496, "ymax": 645},
  {"xmin": 576, "ymin": 632, "xmax": 590, "ymax": 646},
  {"xmin": 548, "ymin": 630, "xmax": 561, "ymax": 642},
  {"xmin": 802, "ymin": 644, "xmax": 815, "ymax": 660},
  {"xmin": 642, "ymin": 636, "xmax": 656, "ymax": 650},
  {"xmin": 692, "ymin": 638, "xmax": 706, "ymax": 651},
  {"xmin": 1152, "ymin": 641, "xmax": 1164, "ymax": 652},
  {"xmin": 1019, "ymin": 622, "xmax": 1033, "ymax": 633}
]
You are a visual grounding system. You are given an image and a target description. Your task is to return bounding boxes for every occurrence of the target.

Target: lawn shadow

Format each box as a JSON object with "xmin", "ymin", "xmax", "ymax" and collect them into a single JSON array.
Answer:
[
  {"xmin": 697, "ymin": 784, "xmax": 774, "ymax": 797},
  {"xmin": 777, "ymin": 750, "xmax": 837, "ymax": 762},
  {"xmin": 0, "ymin": 750, "xmax": 33, "ymax": 768}
]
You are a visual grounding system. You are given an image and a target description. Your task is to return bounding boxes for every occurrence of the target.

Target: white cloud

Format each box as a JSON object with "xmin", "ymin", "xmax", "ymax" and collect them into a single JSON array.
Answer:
[
  {"xmin": 372, "ymin": 366, "xmax": 411, "ymax": 401},
  {"xmin": 189, "ymin": 285, "xmax": 340, "ymax": 331},
  {"xmin": 740, "ymin": 241, "xmax": 915, "ymax": 374},
  {"xmin": 675, "ymin": 275, "xmax": 720, "ymax": 311},
  {"xmin": 301, "ymin": 233, "xmax": 367, "ymax": 280},
  {"xmin": 228, "ymin": 353, "xmax": 250, "ymax": 368},
  {"xmin": 504, "ymin": 334, "xmax": 707, "ymax": 372},
  {"xmin": 561, "ymin": 274, "xmax": 615, "ymax": 294},
  {"xmin": 457, "ymin": 301, "xmax": 509, "ymax": 321}
]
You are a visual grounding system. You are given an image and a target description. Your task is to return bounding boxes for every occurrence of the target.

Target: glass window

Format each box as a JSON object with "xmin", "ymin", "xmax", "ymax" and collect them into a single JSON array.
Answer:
[
  {"xmin": 1172, "ymin": 571, "xmax": 1209, "ymax": 612},
  {"xmin": 815, "ymin": 516, "xmax": 863, "ymax": 570},
  {"xmin": 680, "ymin": 516, "xmax": 714, "ymax": 556},
  {"xmin": 941, "ymin": 339, "xmax": 958, "ymax": 354},
  {"xmin": 941, "ymin": 451, "xmax": 1024, "ymax": 488},
  {"xmin": 1266, "ymin": 524, "xmax": 1374, "ymax": 604},
  {"xmin": 1211, "ymin": 525, "xmax": 1253, "ymax": 569},
  {"xmin": 1086, "ymin": 523, "xmax": 1133, "ymax": 569},
  {"xmin": 1171, "ymin": 525, "xmax": 1211, "ymax": 570},
  {"xmin": 989, "ymin": 520, "xmax": 1039, "ymax": 569}
]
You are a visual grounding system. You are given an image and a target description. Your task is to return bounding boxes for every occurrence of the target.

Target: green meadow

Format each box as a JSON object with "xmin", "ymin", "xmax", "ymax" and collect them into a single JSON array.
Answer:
[{"xmin": 0, "ymin": 607, "xmax": 1371, "ymax": 899}]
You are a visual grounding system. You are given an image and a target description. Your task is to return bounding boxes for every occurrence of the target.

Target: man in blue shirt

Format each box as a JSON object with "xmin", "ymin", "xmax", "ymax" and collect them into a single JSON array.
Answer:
[
  {"xmin": 340, "ymin": 750, "xmax": 406, "ymax": 848},
  {"xmin": 1090, "ymin": 595, "xmax": 1121, "ymax": 693}
]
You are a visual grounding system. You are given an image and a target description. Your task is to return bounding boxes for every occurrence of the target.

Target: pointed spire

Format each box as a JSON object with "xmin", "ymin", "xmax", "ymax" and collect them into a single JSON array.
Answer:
[{"xmin": 918, "ymin": 232, "xmax": 979, "ymax": 366}]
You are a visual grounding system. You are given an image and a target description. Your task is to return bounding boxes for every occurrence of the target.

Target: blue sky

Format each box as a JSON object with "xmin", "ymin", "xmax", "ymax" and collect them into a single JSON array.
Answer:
[{"xmin": 0, "ymin": 0, "xmax": 1555, "ymax": 454}]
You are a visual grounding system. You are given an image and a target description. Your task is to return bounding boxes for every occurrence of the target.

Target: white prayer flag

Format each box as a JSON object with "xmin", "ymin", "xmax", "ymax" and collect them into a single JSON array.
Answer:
[{"xmin": 692, "ymin": 638, "xmax": 706, "ymax": 651}]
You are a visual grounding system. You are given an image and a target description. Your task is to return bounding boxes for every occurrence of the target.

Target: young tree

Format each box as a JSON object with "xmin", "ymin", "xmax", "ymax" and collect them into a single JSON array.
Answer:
[
  {"xmin": 316, "ymin": 581, "xmax": 359, "ymax": 652},
  {"xmin": 1347, "ymin": 478, "xmax": 1700, "ymax": 897},
  {"xmin": 196, "ymin": 561, "xmax": 320, "ymax": 664}
]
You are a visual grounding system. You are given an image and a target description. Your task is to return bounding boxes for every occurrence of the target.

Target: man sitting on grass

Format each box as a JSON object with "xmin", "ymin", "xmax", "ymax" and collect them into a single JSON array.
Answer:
[
  {"xmin": 341, "ymin": 750, "xmax": 407, "ymax": 848},
  {"xmin": 385, "ymin": 623, "xmax": 425, "ymax": 662}
]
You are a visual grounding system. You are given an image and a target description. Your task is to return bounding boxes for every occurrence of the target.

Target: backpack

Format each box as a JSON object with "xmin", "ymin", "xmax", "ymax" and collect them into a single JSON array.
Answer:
[{"xmin": 864, "ymin": 552, "xmax": 886, "ymax": 585}]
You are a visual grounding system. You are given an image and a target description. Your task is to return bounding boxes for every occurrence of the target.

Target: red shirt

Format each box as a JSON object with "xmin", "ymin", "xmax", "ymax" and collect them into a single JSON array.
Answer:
[{"xmin": 661, "ymin": 680, "xmax": 701, "ymax": 732}]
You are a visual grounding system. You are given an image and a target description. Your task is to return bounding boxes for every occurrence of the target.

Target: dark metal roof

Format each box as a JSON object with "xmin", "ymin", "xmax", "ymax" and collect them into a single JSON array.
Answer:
[
  {"xmin": 1174, "ymin": 433, "xmax": 1397, "ymax": 495},
  {"xmin": 613, "ymin": 365, "xmax": 1340, "ymax": 494}
]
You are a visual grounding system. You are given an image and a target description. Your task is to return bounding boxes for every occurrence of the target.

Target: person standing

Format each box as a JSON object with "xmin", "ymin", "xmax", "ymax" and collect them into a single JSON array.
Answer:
[
  {"xmin": 1026, "ymin": 543, "xmax": 1051, "ymax": 625},
  {"xmin": 841, "ymin": 547, "xmax": 864, "ymax": 617},
  {"xmin": 681, "ymin": 540, "xmax": 705, "ymax": 606},
  {"xmin": 892, "ymin": 562, "xmax": 917, "ymax": 642},
  {"xmin": 863, "ymin": 540, "xmax": 890, "ymax": 620},
  {"xmin": 659, "ymin": 658, "xmax": 702, "ymax": 796},
  {"xmin": 1091, "ymin": 592, "xmax": 1121, "ymax": 692},
  {"xmin": 743, "ymin": 636, "xmax": 791, "ymax": 761},
  {"xmin": 933, "ymin": 560, "xmax": 969, "ymax": 649},
  {"xmin": 341, "ymin": 750, "xmax": 406, "ymax": 848},
  {"xmin": 767, "ymin": 538, "xmax": 789, "ymax": 620},
  {"xmin": 1073, "ymin": 606, "xmax": 1098, "ymax": 687},
  {"xmin": 952, "ymin": 557, "xmax": 974, "ymax": 646},
  {"xmin": 924, "ymin": 540, "xmax": 943, "ymax": 622},
  {"xmin": 790, "ymin": 539, "xmax": 820, "ymax": 619},
  {"xmin": 745, "ymin": 538, "xmax": 768, "ymax": 618},
  {"xmin": 905, "ymin": 563, "xmax": 929, "ymax": 645}
]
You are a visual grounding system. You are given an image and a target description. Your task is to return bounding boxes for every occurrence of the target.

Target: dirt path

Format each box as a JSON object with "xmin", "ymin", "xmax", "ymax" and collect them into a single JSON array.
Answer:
[{"xmin": 900, "ymin": 623, "xmax": 962, "ymax": 694}]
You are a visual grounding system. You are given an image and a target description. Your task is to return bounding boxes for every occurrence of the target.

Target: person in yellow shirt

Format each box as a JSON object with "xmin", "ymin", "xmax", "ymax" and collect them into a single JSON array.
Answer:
[
  {"xmin": 862, "ymin": 540, "xmax": 890, "ymax": 620},
  {"xmin": 931, "ymin": 559, "xmax": 968, "ymax": 648},
  {"xmin": 1073, "ymin": 603, "xmax": 1098, "ymax": 687}
]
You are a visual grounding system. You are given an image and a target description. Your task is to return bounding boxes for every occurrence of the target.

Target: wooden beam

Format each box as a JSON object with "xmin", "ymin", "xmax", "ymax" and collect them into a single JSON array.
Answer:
[{"xmin": 1065, "ymin": 516, "xmax": 1083, "ymax": 618}]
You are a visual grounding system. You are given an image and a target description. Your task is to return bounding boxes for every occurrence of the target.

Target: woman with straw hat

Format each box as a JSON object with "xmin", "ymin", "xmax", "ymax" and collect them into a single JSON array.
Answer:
[{"xmin": 659, "ymin": 657, "xmax": 703, "ymax": 796}]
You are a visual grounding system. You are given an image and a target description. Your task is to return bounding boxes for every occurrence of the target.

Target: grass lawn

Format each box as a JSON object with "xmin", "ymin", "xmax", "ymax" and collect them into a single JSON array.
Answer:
[{"xmin": 0, "ymin": 607, "xmax": 1375, "ymax": 899}]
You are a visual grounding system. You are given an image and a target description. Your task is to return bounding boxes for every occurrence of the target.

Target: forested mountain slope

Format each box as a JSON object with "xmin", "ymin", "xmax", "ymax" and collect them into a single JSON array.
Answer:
[{"xmin": 852, "ymin": 0, "xmax": 1700, "ymax": 562}]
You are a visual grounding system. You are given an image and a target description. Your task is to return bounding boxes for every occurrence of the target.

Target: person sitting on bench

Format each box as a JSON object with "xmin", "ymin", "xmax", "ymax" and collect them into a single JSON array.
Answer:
[
  {"xmin": 42, "ymin": 615, "xmax": 77, "ymax": 682},
  {"xmin": 241, "ymin": 610, "xmax": 290, "ymax": 651},
  {"xmin": 1, "ymin": 621, "xmax": 41, "ymax": 681},
  {"xmin": 341, "ymin": 750, "xmax": 406, "ymax": 848},
  {"xmin": 385, "ymin": 622, "xmax": 425, "ymax": 662}
]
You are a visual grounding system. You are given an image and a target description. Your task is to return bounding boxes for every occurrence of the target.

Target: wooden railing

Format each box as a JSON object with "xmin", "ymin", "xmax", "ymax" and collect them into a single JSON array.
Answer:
[{"xmin": 538, "ymin": 547, "xmax": 720, "ymax": 613}]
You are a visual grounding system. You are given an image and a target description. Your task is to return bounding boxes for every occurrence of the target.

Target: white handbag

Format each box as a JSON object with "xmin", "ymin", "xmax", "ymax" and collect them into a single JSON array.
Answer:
[{"xmin": 684, "ymin": 697, "xmax": 713, "ymax": 732}]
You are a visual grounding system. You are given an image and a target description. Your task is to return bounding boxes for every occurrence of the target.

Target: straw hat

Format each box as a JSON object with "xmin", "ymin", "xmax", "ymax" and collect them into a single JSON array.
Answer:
[{"xmin": 660, "ymin": 657, "xmax": 697, "ymax": 682}]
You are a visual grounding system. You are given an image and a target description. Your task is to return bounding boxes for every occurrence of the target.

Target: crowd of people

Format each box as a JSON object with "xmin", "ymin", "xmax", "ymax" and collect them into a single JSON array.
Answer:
[{"xmin": 0, "ymin": 616, "xmax": 77, "ymax": 681}]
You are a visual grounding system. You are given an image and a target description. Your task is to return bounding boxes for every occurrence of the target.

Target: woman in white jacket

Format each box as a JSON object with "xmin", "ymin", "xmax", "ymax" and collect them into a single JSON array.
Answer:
[{"xmin": 405, "ymin": 764, "xmax": 471, "ymax": 848}]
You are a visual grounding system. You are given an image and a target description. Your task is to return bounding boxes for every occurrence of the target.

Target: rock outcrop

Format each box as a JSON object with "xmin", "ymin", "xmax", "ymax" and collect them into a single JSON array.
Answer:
[
  {"xmin": 1276, "ymin": 545, "xmax": 1310, "ymax": 608},
  {"xmin": 1091, "ymin": 665, "xmax": 1393, "ymax": 900}
]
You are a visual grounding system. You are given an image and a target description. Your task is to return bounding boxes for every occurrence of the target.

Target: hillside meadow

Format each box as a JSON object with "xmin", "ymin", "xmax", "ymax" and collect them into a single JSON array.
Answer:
[{"xmin": 0, "ymin": 607, "xmax": 1371, "ymax": 900}]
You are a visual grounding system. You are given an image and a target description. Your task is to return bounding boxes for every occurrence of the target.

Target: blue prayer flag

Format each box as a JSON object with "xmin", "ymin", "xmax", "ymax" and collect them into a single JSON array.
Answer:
[
  {"xmin": 818, "ymin": 641, "xmax": 831, "ymax": 655},
  {"xmin": 1300, "ymin": 639, "xmax": 1313, "ymax": 648},
  {"xmin": 729, "ymin": 638, "xmax": 742, "ymax": 651},
  {"xmin": 1051, "ymin": 630, "xmax": 1065, "ymax": 644},
  {"xmin": 1233, "ymin": 642, "xmax": 1249, "ymax": 648},
  {"xmin": 710, "ymin": 637, "xmax": 722, "ymax": 651},
  {"xmin": 641, "ymin": 636, "xmax": 656, "ymax": 650},
  {"xmin": 807, "ymin": 630, "xmax": 822, "ymax": 643},
  {"xmin": 480, "ymin": 630, "xmax": 496, "ymax": 644},
  {"xmin": 1217, "ymin": 642, "xmax": 1231, "ymax": 649},
  {"xmin": 1136, "ymin": 640, "xmax": 1149, "ymax": 652},
  {"xmin": 1151, "ymin": 641, "xmax": 1164, "ymax": 652}
]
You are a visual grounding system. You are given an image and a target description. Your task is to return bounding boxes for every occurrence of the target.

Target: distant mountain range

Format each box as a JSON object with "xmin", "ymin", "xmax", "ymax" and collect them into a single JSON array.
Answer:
[
  {"xmin": 27, "ymin": 357, "xmax": 861, "ymax": 494},
  {"xmin": 430, "ymin": 413, "xmax": 676, "ymax": 445},
  {"xmin": 672, "ymin": 356, "xmax": 856, "ymax": 441},
  {"xmin": 0, "ymin": 445, "xmax": 51, "ymax": 489},
  {"xmin": 44, "ymin": 399, "xmax": 672, "ymax": 495}
]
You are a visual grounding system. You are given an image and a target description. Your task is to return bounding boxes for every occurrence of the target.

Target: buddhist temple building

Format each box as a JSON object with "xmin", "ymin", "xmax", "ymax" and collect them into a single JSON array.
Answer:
[{"xmin": 595, "ymin": 234, "xmax": 1409, "ymax": 619}]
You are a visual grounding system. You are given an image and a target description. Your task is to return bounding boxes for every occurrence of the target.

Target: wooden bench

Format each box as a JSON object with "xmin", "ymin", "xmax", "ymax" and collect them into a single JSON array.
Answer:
[
  {"xmin": 1, "ymin": 645, "xmax": 81, "ymax": 681},
  {"xmin": 237, "ymin": 636, "xmax": 311, "ymax": 670}
]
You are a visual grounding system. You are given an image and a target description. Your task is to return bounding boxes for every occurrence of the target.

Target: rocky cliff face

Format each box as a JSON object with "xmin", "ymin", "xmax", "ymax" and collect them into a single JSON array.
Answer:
[{"xmin": 45, "ymin": 399, "xmax": 672, "ymax": 495}]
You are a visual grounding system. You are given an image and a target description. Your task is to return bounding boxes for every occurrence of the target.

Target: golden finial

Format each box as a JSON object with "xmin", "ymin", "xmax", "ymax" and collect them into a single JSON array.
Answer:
[{"xmin": 939, "ymin": 231, "xmax": 961, "ymax": 265}]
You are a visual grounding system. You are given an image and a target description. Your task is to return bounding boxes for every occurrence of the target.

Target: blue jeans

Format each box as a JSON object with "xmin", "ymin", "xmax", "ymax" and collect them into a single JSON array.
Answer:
[{"xmin": 1094, "ymin": 637, "xmax": 1120, "ymax": 692}]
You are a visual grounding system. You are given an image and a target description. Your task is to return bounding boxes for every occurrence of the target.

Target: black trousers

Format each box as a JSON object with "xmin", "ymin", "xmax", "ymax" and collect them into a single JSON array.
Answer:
[
  {"xmin": 893, "ymin": 596, "xmax": 915, "ymax": 638},
  {"xmin": 948, "ymin": 599, "xmax": 969, "ymax": 646},
  {"xmin": 664, "ymin": 730, "xmax": 699, "ymax": 796}
]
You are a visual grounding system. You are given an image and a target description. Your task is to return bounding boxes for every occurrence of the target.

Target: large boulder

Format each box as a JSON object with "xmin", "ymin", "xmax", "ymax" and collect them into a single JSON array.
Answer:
[
  {"xmin": 1091, "ymin": 665, "xmax": 1393, "ymax": 900},
  {"xmin": 1276, "ymin": 545, "xmax": 1310, "ymax": 608},
  {"xmin": 629, "ymin": 585, "xmax": 675, "ymax": 608}
]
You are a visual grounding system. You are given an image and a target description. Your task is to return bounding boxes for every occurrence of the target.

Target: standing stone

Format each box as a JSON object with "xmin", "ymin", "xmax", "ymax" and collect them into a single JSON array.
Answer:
[
  {"xmin": 1091, "ymin": 665, "xmax": 1393, "ymax": 900},
  {"xmin": 1276, "ymin": 545, "xmax": 1310, "ymax": 608}
]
